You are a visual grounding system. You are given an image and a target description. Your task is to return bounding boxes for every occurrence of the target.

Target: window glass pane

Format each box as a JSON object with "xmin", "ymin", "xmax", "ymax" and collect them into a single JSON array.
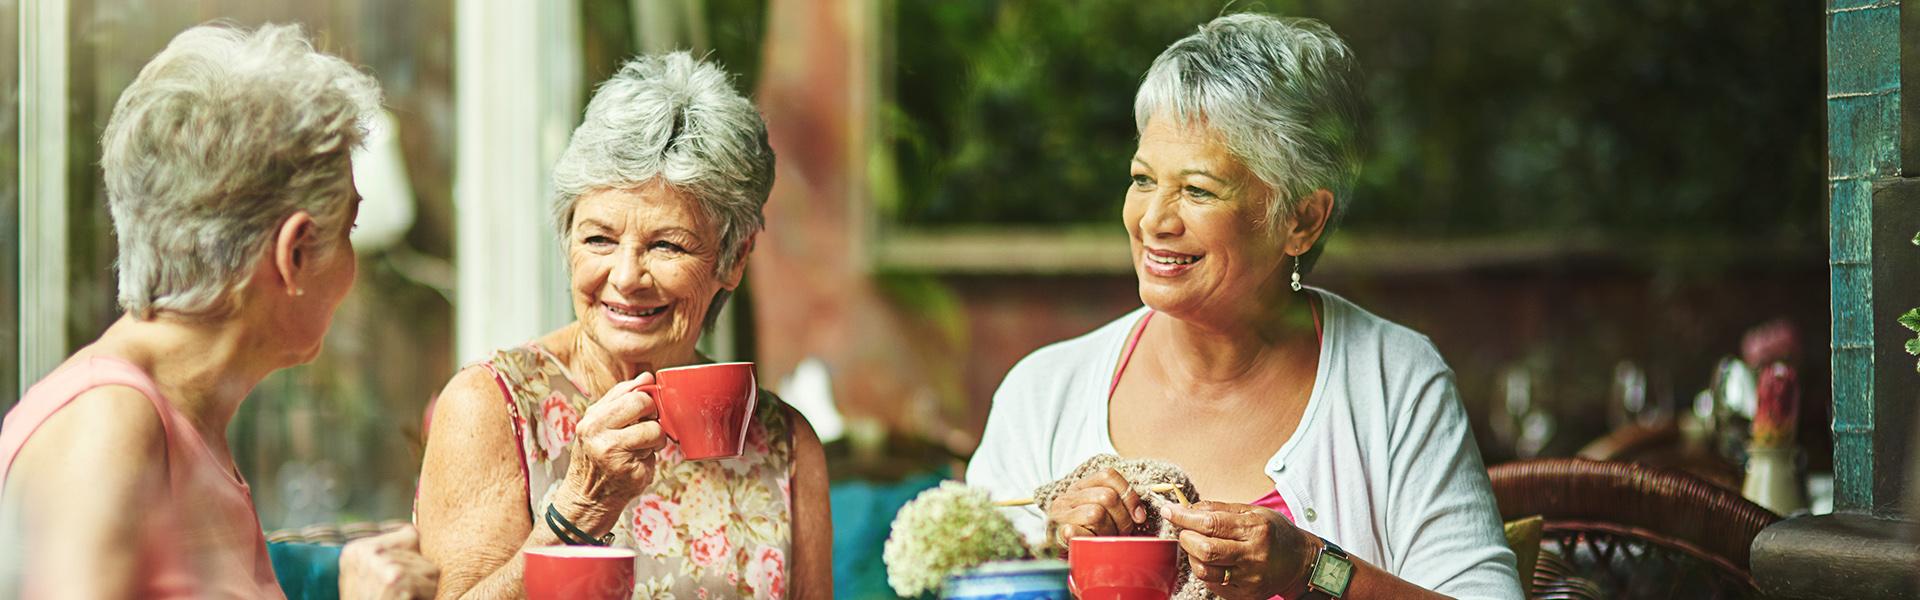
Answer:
[{"xmin": 65, "ymin": 0, "xmax": 455, "ymax": 529}]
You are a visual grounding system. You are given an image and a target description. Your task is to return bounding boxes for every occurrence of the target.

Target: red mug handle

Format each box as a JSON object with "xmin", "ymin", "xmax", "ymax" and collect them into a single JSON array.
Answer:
[{"xmin": 634, "ymin": 382, "xmax": 678, "ymax": 442}]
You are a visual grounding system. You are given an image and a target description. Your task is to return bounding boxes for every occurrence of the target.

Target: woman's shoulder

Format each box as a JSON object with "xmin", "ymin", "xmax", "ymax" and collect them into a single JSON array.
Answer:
[
  {"xmin": 7, "ymin": 356, "xmax": 170, "ymax": 460},
  {"xmin": 1319, "ymin": 289, "xmax": 1450, "ymax": 377}
]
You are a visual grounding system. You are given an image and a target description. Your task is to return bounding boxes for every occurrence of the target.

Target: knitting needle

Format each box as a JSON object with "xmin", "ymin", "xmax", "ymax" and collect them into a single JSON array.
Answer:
[{"xmin": 993, "ymin": 483, "xmax": 1189, "ymax": 508}]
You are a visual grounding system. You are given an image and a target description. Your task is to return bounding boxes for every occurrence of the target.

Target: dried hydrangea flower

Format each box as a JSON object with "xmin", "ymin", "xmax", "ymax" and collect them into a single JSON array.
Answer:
[{"xmin": 884, "ymin": 481, "xmax": 1030, "ymax": 597}]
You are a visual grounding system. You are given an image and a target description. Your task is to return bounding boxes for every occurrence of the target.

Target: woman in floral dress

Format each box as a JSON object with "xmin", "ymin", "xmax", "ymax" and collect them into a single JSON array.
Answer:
[{"xmin": 415, "ymin": 52, "xmax": 831, "ymax": 599}]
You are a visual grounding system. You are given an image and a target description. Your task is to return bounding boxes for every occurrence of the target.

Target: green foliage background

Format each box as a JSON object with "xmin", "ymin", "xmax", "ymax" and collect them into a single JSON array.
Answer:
[{"xmin": 882, "ymin": 0, "xmax": 1824, "ymax": 242}]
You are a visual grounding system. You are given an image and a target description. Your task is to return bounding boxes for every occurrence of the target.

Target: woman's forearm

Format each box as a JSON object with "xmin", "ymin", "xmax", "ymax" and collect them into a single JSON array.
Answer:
[
  {"xmin": 442, "ymin": 548, "xmax": 530, "ymax": 600},
  {"xmin": 437, "ymin": 490, "xmax": 626, "ymax": 600},
  {"xmin": 1340, "ymin": 556, "xmax": 1452, "ymax": 600}
]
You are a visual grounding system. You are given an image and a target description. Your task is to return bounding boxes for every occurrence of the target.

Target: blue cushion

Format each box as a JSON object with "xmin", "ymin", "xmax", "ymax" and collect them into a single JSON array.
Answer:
[
  {"xmin": 267, "ymin": 541, "xmax": 342, "ymax": 600},
  {"xmin": 831, "ymin": 471, "xmax": 948, "ymax": 600}
]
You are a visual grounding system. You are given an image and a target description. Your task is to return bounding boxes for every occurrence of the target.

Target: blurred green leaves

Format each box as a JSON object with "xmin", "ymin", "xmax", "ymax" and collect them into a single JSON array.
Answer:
[
  {"xmin": 882, "ymin": 0, "xmax": 1822, "ymax": 244},
  {"xmin": 883, "ymin": 0, "xmax": 1244, "ymax": 225}
]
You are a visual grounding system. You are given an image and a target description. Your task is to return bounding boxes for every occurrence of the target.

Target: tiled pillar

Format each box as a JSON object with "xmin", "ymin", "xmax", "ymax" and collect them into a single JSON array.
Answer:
[{"xmin": 1826, "ymin": 0, "xmax": 1900, "ymax": 514}]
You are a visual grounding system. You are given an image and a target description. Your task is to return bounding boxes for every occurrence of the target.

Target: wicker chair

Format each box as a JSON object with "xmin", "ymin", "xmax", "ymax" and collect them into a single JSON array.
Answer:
[
  {"xmin": 1575, "ymin": 421, "xmax": 1742, "ymax": 490},
  {"xmin": 1490, "ymin": 458, "xmax": 1780, "ymax": 599},
  {"xmin": 266, "ymin": 519, "xmax": 412, "ymax": 546}
]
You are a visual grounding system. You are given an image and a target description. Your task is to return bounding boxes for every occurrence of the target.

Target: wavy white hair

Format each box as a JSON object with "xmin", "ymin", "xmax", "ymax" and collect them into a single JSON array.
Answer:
[
  {"xmin": 552, "ymin": 52, "xmax": 773, "ymax": 271},
  {"xmin": 1134, "ymin": 13, "xmax": 1364, "ymax": 273},
  {"xmin": 101, "ymin": 22, "xmax": 382, "ymax": 319},
  {"xmin": 551, "ymin": 52, "xmax": 775, "ymax": 330}
]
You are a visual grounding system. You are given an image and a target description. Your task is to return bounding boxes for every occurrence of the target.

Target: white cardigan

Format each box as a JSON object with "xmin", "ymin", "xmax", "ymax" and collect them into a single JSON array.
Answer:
[{"xmin": 965, "ymin": 290, "xmax": 1523, "ymax": 599}]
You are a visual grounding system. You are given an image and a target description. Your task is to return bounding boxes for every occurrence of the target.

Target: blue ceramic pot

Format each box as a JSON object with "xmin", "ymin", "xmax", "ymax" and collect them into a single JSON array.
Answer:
[{"xmin": 942, "ymin": 560, "xmax": 1071, "ymax": 600}]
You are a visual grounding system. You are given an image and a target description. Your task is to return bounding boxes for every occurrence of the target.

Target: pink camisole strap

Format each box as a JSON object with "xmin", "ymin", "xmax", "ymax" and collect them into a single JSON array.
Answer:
[
  {"xmin": 1108, "ymin": 311, "xmax": 1156, "ymax": 398},
  {"xmin": 1106, "ymin": 301, "xmax": 1313, "ymax": 522},
  {"xmin": 1107, "ymin": 297, "xmax": 1322, "ymax": 400}
]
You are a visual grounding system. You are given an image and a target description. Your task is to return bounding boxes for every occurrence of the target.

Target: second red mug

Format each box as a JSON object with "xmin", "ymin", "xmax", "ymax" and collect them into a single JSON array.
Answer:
[
  {"xmin": 637, "ymin": 362, "xmax": 758, "ymax": 460},
  {"xmin": 524, "ymin": 545, "xmax": 636, "ymax": 600},
  {"xmin": 1069, "ymin": 536, "xmax": 1180, "ymax": 600}
]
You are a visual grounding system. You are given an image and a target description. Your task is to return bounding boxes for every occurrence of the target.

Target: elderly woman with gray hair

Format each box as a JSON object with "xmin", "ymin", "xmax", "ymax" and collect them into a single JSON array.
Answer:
[
  {"xmin": 415, "ymin": 52, "xmax": 831, "ymax": 599},
  {"xmin": 0, "ymin": 23, "xmax": 435, "ymax": 598},
  {"xmin": 967, "ymin": 14, "xmax": 1522, "ymax": 600}
]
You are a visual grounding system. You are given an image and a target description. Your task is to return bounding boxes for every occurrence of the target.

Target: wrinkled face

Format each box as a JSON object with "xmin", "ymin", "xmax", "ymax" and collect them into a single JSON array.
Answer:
[
  {"xmin": 1123, "ymin": 114, "xmax": 1288, "ymax": 320},
  {"xmin": 567, "ymin": 182, "xmax": 737, "ymax": 366}
]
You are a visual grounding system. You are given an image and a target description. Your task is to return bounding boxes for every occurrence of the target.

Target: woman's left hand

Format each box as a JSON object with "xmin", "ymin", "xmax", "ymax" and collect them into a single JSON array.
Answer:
[
  {"xmin": 339, "ymin": 525, "xmax": 439, "ymax": 599},
  {"xmin": 1164, "ymin": 501, "xmax": 1317, "ymax": 600}
]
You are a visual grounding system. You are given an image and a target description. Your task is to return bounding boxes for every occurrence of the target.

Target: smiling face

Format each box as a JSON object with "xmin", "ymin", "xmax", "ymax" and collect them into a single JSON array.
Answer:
[
  {"xmin": 1124, "ymin": 114, "xmax": 1291, "ymax": 322},
  {"xmin": 566, "ymin": 182, "xmax": 742, "ymax": 366}
]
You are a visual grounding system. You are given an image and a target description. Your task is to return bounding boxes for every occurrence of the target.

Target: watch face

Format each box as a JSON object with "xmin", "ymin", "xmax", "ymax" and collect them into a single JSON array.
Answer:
[{"xmin": 1310, "ymin": 553, "xmax": 1355, "ymax": 597}]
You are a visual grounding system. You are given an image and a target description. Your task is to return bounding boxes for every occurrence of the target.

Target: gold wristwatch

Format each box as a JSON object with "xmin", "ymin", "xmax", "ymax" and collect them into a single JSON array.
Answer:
[{"xmin": 1301, "ymin": 536, "xmax": 1354, "ymax": 598}]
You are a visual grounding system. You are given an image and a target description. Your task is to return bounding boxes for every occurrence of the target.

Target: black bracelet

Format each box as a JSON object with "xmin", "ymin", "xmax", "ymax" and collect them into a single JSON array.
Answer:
[{"xmin": 545, "ymin": 503, "xmax": 613, "ymax": 546}]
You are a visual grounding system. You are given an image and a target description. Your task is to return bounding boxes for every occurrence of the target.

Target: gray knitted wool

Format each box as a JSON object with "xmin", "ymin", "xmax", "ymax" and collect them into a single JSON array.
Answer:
[{"xmin": 1032, "ymin": 454, "xmax": 1216, "ymax": 599}]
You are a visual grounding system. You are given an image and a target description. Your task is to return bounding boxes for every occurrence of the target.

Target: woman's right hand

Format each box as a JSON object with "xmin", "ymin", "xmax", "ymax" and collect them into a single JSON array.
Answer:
[
  {"xmin": 1044, "ymin": 467, "xmax": 1149, "ymax": 548},
  {"xmin": 555, "ymin": 372, "xmax": 670, "ymax": 519}
]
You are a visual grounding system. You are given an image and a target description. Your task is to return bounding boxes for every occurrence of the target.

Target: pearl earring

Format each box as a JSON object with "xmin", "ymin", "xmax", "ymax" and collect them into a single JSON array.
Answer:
[
  {"xmin": 293, "ymin": 288, "xmax": 305, "ymax": 297},
  {"xmin": 1290, "ymin": 255, "xmax": 1303, "ymax": 292}
]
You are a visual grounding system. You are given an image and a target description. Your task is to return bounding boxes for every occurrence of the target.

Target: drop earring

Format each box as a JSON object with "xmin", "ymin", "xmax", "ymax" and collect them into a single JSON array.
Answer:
[{"xmin": 1290, "ymin": 255, "xmax": 1303, "ymax": 292}]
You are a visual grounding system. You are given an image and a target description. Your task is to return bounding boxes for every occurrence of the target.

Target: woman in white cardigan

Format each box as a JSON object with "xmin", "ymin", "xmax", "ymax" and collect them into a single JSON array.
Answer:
[{"xmin": 965, "ymin": 13, "xmax": 1521, "ymax": 600}]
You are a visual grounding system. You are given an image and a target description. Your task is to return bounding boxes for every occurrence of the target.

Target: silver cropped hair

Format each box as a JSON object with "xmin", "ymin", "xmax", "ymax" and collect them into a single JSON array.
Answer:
[
  {"xmin": 1134, "ymin": 13, "xmax": 1363, "ymax": 273},
  {"xmin": 101, "ymin": 22, "xmax": 382, "ymax": 319},
  {"xmin": 551, "ymin": 51, "xmax": 775, "ymax": 277}
]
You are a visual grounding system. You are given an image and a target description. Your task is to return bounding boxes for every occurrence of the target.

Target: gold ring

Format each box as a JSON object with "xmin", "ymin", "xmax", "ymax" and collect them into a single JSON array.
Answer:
[{"xmin": 1223, "ymin": 566, "xmax": 1232, "ymax": 585}]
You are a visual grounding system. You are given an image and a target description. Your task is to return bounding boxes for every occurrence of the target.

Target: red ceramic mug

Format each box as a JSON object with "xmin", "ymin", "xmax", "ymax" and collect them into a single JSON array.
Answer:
[
  {"xmin": 1069, "ymin": 537, "xmax": 1180, "ymax": 600},
  {"xmin": 637, "ymin": 362, "xmax": 758, "ymax": 460},
  {"xmin": 523, "ymin": 545, "xmax": 636, "ymax": 600}
]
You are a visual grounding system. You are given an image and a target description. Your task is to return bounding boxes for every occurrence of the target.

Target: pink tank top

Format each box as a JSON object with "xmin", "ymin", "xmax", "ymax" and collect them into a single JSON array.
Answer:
[
  {"xmin": 1108, "ymin": 307, "xmax": 1317, "ymax": 520},
  {"xmin": 1109, "ymin": 306, "xmax": 1316, "ymax": 600},
  {"xmin": 0, "ymin": 356, "xmax": 285, "ymax": 599}
]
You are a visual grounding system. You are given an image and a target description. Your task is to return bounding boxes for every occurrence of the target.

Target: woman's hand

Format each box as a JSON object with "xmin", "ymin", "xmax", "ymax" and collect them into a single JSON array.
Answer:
[
  {"xmin": 1043, "ymin": 467, "xmax": 1149, "ymax": 548},
  {"xmin": 555, "ymin": 372, "xmax": 670, "ymax": 526},
  {"xmin": 340, "ymin": 525, "xmax": 440, "ymax": 599},
  {"xmin": 1165, "ymin": 501, "xmax": 1317, "ymax": 600}
]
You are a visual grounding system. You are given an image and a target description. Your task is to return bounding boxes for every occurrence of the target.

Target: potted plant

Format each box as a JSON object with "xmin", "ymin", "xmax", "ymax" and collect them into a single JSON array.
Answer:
[{"xmin": 883, "ymin": 481, "xmax": 1068, "ymax": 599}]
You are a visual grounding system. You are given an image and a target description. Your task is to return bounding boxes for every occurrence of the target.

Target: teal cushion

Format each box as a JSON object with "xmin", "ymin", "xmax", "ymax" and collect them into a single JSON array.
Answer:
[{"xmin": 268, "ymin": 541, "xmax": 342, "ymax": 600}]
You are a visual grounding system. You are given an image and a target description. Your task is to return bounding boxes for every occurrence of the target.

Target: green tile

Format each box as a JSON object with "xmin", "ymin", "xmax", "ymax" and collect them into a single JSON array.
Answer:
[
  {"xmin": 1831, "ymin": 180, "xmax": 1874, "ymax": 262},
  {"xmin": 1827, "ymin": 6, "xmax": 1901, "ymax": 95},
  {"xmin": 1828, "ymin": 94, "xmax": 1902, "ymax": 179}
]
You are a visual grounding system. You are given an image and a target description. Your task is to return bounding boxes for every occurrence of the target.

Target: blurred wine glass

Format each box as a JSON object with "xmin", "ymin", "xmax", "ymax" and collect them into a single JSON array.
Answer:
[{"xmin": 1493, "ymin": 363, "xmax": 1555, "ymax": 459}]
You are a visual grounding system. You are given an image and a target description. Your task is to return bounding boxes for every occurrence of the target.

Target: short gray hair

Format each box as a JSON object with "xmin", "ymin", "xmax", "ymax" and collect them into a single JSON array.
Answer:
[
  {"xmin": 551, "ymin": 51, "xmax": 775, "ymax": 277},
  {"xmin": 1134, "ymin": 13, "xmax": 1363, "ymax": 273},
  {"xmin": 102, "ymin": 22, "xmax": 382, "ymax": 319}
]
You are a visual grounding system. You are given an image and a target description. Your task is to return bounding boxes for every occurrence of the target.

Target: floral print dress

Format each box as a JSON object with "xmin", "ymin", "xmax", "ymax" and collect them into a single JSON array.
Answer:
[{"xmin": 483, "ymin": 346, "xmax": 794, "ymax": 599}]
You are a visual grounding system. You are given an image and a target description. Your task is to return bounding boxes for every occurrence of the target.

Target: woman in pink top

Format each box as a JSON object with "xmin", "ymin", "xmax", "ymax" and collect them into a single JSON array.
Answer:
[{"xmin": 0, "ymin": 23, "xmax": 434, "ymax": 599}]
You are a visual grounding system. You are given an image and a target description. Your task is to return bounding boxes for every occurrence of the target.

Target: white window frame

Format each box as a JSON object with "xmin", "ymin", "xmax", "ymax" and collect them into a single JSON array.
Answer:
[
  {"xmin": 452, "ymin": 0, "xmax": 580, "ymax": 362},
  {"xmin": 19, "ymin": 0, "xmax": 69, "ymax": 397}
]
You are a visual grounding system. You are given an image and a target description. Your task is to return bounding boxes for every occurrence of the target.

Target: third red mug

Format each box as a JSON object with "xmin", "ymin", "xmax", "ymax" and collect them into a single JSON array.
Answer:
[
  {"xmin": 637, "ymin": 362, "xmax": 758, "ymax": 460},
  {"xmin": 1068, "ymin": 536, "xmax": 1179, "ymax": 600}
]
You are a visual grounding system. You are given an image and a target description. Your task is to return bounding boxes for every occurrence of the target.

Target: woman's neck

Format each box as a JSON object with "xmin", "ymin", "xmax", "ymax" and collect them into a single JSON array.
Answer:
[
  {"xmin": 85, "ymin": 314, "xmax": 277, "ymax": 445},
  {"xmin": 554, "ymin": 323, "xmax": 698, "ymax": 396},
  {"xmin": 1156, "ymin": 288, "xmax": 1320, "ymax": 386}
]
